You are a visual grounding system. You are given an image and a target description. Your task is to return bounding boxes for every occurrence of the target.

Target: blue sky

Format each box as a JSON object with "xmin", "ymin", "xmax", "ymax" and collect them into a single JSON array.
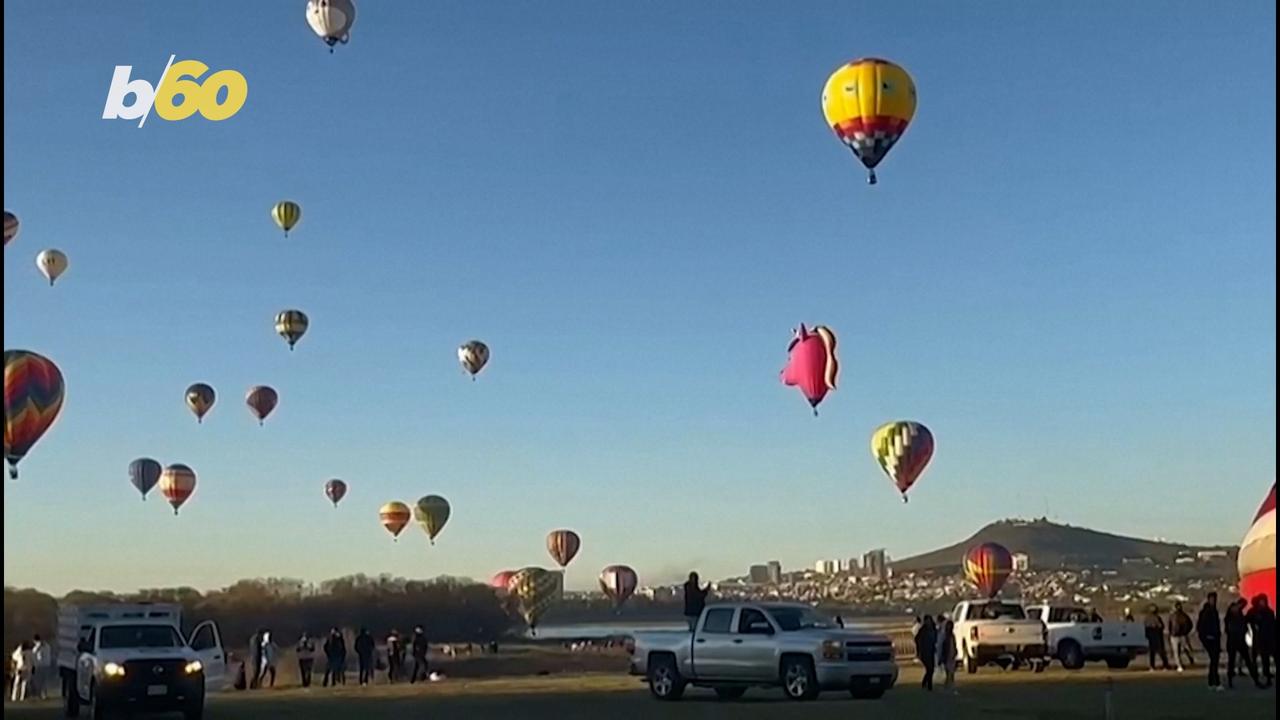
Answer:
[{"xmin": 3, "ymin": 1, "xmax": 1275, "ymax": 595}]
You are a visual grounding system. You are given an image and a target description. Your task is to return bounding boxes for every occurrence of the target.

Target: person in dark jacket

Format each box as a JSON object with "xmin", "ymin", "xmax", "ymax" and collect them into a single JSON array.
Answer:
[
  {"xmin": 409, "ymin": 626, "xmax": 430, "ymax": 683},
  {"xmin": 295, "ymin": 633, "xmax": 317, "ymax": 688},
  {"xmin": 323, "ymin": 628, "xmax": 347, "ymax": 687},
  {"xmin": 1246, "ymin": 595, "xmax": 1275, "ymax": 687},
  {"xmin": 354, "ymin": 628, "xmax": 376, "ymax": 686},
  {"xmin": 915, "ymin": 615, "xmax": 938, "ymax": 690},
  {"xmin": 1143, "ymin": 605, "xmax": 1171, "ymax": 671},
  {"xmin": 1197, "ymin": 592, "xmax": 1223, "ymax": 689},
  {"xmin": 246, "ymin": 629, "xmax": 263, "ymax": 690},
  {"xmin": 936, "ymin": 615, "xmax": 958, "ymax": 692},
  {"xmin": 682, "ymin": 572, "xmax": 710, "ymax": 631},
  {"xmin": 1170, "ymin": 602, "xmax": 1196, "ymax": 671},
  {"xmin": 386, "ymin": 630, "xmax": 404, "ymax": 683},
  {"xmin": 1225, "ymin": 598, "xmax": 1262, "ymax": 689}
]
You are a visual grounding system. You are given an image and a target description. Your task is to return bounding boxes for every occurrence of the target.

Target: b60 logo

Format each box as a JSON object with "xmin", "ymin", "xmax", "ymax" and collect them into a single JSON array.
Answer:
[{"xmin": 103, "ymin": 55, "xmax": 248, "ymax": 127}]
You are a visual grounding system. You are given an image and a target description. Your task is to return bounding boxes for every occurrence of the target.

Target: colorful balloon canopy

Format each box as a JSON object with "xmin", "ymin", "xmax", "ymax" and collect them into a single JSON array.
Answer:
[
  {"xmin": 964, "ymin": 542, "xmax": 1014, "ymax": 599},
  {"xmin": 35, "ymin": 249, "xmax": 68, "ymax": 286},
  {"xmin": 159, "ymin": 463, "xmax": 196, "ymax": 515},
  {"xmin": 3, "ymin": 211, "xmax": 19, "ymax": 246},
  {"xmin": 821, "ymin": 57, "xmax": 917, "ymax": 185},
  {"xmin": 870, "ymin": 421, "xmax": 935, "ymax": 502},
  {"xmin": 185, "ymin": 383, "xmax": 216, "ymax": 423},
  {"xmin": 306, "ymin": 0, "xmax": 357, "ymax": 51},
  {"xmin": 275, "ymin": 310, "xmax": 310, "ymax": 351},
  {"xmin": 325, "ymin": 479, "xmax": 348, "ymax": 508},
  {"xmin": 780, "ymin": 324, "xmax": 838, "ymax": 415},
  {"xmin": 509, "ymin": 567, "xmax": 560, "ymax": 632},
  {"xmin": 1238, "ymin": 484, "xmax": 1275, "ymax": 609},
  {"xmin": 490, "ymin": 570, "xmax": 517, "ymax": 592},
  {"xmin": 4, "ymin": 350, "xmax": 65, "ymax": 479},
  {"xmin": 129, "ymin": 458, "xmax": 162, "ymax": 500},
  {"xmin": 414, "ymin": 495, "xmax": 451, "ymax": 544},
  {"xmin": 598, "ymin": 565, "xmax": 638, "ymax": 609},
  {"xmin": 246, "ymin": 386, "xmax": 278, "ymax": 425},
  {"xmin": 380, "ymin": 501, "xmax": 412, "ymax": 540},
  {"xmin": 271, "ymin": 201, "xmax": 301, "ymax": 236},
  {"xmin": 546, "ymin": 529, "xmax": 581, "ymax": 568},
  {"xmin": 458, "ymin": 341, "xmax": 490, "ymax": 379}
]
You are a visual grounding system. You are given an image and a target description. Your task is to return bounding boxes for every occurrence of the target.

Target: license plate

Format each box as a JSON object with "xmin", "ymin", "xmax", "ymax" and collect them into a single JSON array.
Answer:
[{"xmin": 147, "ymin": 685, "xmax": 168, "ymax": 696}]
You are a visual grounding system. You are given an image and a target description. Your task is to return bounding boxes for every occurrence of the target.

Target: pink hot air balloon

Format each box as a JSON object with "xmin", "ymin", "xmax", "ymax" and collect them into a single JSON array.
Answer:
[
  {"xmin": 780, "ymin": 324, "xmax": 838, "ymax": 415},
  {"xmin": 1238, "ymin": 484, "xmax": 1275, "ymax": 609},
  {"xmin": 491, "ymin": 570, "xmax": 517, "ymax": 592}
]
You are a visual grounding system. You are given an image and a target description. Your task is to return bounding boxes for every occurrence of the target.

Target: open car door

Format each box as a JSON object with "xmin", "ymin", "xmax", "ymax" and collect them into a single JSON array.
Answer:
[{"xmin": 188, "ymin": 620, "xmax": 229, "ymax": 690}]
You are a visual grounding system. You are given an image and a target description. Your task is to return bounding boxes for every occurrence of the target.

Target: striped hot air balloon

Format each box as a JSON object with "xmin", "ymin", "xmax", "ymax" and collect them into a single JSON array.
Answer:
[
  {"xmin": 271, "ymin": 201, "xmax": 301, "ymax": 237},
  {"xmin": 1238, "ymin": 484, "xmax": 1275, "ymax": 609},
  {"xmin": 599, "ymin": 565, "xmax": 638, "ymax": 609},
  {"xmin": 509, "ymin": 567, "xmax": 561, "ymax": 633},
  {"xmin": 129, "ymin": 458, "xmax": 162, "ymax": 500},
  {"xmin": 964, "ymin": 542, "xmax": 1014, "ymax": 599},
  {"xmin": 159, "ymin": 464, "xmax": 197, "ymax": 515},
  {"xmin": 547, "ymin": 529, "xmax": 581, "ymax": 568},
  {"xmin": 4, "ymin": 350, "xmax": 66, "ymax": 479},
  {"xmin": 275, "ymin": 310, "xmax": 310, "ymax": 351},
  {"xmin": 380, "ymin": 501, "xmax": 411, "ymax": 541},
  {"xmin": 822, "ymin": 57, "xmax": 917, "ymax": 185},
  {"xmin": 870, "ymin": 421, "xmax": 935, "ymax": 502}
]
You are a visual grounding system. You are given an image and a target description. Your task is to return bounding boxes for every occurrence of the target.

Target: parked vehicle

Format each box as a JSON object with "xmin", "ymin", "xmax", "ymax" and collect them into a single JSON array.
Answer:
[
  {"xmin": 951, "ymin": 599, "xmax": 1048, "ymax": 674},
  {"xmin": 1027, "ymin": 604, "xmax": 1146, "ymax": 670},
  {"xmin": 630, "ymin": 602, "xmax": 898, "ymax": 702}
]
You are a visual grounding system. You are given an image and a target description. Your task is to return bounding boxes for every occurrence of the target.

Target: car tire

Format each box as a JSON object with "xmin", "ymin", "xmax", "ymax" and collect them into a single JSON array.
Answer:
[
  {"xmin": 780, "ymin": 656, "xmax": 819, "ymax": 701},
  {"xmin": 63, "ymin": 674, "xmax": 81, "ymax": 718},
  {"xmin": 88, "ymin": 682, "xmax": 106, "ymax": 720},
  {"xmin": 850, "ymin": 687, "xmax": 886, "ymax": 700},
  {"xmin": 713, "ymin": 687, "xmax": 746, "ymax": 701},
  {"xmin": 1106, "ymin": 657, "xmax": 1131, "ymax": 670},
  {"xmin": 647, "ymin": 655, "xmax": 686, "ymax": 701},
  {"xmin": 1059, "ymin": 640, "xmax": 1085, "ymax": 670},
  {"xmin": 963, "ymin": 644, "xmax": 978, "ymax": 675}
]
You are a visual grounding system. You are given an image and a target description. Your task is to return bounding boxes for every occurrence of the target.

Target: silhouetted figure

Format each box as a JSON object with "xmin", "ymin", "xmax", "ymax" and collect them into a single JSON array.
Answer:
[
  {"xmin": 1226, "ymin": 598, "xmax": 1262, "ymax": 689},
  {"xmin": 1246, "ymin": 595, "xmax": 1275, "ymax": 687},
  {"xmin": 296, "ymin": 633, "xmax": 317, "ymax": 688},
  {"xmin": 410, "ymin": 626, "xmax": 430, "ymax": 683},
  {"xmin": 936, "ymin": 615, "xmax": 958, "ymax": 692},
  {"xmin": 257, "ymin": 630, "xmax": 278, "ymax": 688},
  {"xmin": 915, "ymin": 615, "xmax": 938, "ymax": 691},
  {"xmin": 683, "ymin": 572, "xmax": 710, "ymax": 631},
  {"xmin": 323, "ymin": 628, "xmax": 347, "ymax": 687},
  {"xmin": 1170, "ymin": 602, "xmax": 1196, "ymax": 671},
  {"xmin": 355, "ymin": 628, "xmax": 376, "ymax": 686},
  {"xmin": 386, "ymin": 630, "xmax": 404, "ymax": 683},
  {"xmin": 1198, "ymin": 593, "xmax": 1223, "ymax": 690},
  {"xmin": 1144, "ymin": 605, "xmax": 1171, "ymax": 670}
]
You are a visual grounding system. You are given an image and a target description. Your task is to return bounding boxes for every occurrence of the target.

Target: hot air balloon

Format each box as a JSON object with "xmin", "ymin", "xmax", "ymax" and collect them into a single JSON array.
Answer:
[
  {"xmin": 821, "ymin": 57, "xmax": 917, "ymax": 185},
  {"xmin": 325, "ymin": 479, "xmax": 348, "ymax": 508},
  {"xmin": 509, "ymin": 567, "xmax": 561, "ymax": 633},
  {"xmin": 271, "ymin": 201, "xmax": 301, "ymax": 237},
  {"xmin": 490, "ymin": 570, "xmax": 517, "ymax": 592},
  {"xmin": 306, "ymin": 0, "xmax": 356, "ymax": 52},
  {"xmin": 1239, "ymin": 484, "xmax": 1276, "ymax": 609},
  {"xmin": 458, "ymin": 341, "xmax": 490, "ymax": 380},
  {"xmin": 3, "ymin": 350, "xmax": 65, "ymax": 479},
  {"xmin": 159, "ymin": 463, "xmax": 196, "ymax": 515},
  {"xmin": 275, "ymin": 310, "xmax": 310, "ymax": 351},
  {"xmin": 379, "ymin": 501, "xmax": 411, "ymax": 540},
  {"xmin": 3, "ymin": 211, "xmax": 18, "ymax": 246},
  {"xmin": 35, "ymin": 249, "xmax": 68, "ymax": 286},
  {"xmin": 129, "ymin": 458, "xmax": 162, "ymax": 500},
  {"xmin": 547, "ymin": 529, "xmax": 581, "ymax": 568},
  {"xmin": 870, "ymin": 421, "xmax": 935, "ymax": 502},
  {"xmin": 246, "ymin": 386, "xmax": 278, "ymax": 425},
  {"xmin": 185, "ymin": 383, "xmax": 216, "ymax": 423},
  {"xmin": 964, "ymin": 543, "xmax": 1014, "ymax": 599},
  {"xmin": 780, "ymin": 324, "xmax": 838, "ymax": 415},
  {"xmin": 413, "ymin": 495, "xmax": 451, "ymax": 545},
  {"xmin": 599, "ymin": 565, "xmax": 638, "ymax": 609}
]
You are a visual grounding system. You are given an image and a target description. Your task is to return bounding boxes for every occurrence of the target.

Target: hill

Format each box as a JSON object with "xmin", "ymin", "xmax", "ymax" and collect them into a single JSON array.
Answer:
[{"xmin": 891, "ymin": 518, "xmax": 1236, "ymax": 573}]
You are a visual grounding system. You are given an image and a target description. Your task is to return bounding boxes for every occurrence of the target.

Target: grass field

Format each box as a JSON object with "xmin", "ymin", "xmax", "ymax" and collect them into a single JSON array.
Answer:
[{"xmin": 5, "ymin": 665, "xmax": 1274, "ymax": 719}]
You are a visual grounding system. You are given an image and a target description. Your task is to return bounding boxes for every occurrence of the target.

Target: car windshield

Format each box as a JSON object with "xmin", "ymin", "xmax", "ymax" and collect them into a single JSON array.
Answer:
[
  {"xmin": 974, "ymin": 603, "xmax": 1027, "ymax": 621},
  {"xmin": 769, "ymin": 607, "xmax": 835, "ymax": 631},
  {"xmin": 99, "ymin": 625, "xmax": 184, "ymax": 649}
]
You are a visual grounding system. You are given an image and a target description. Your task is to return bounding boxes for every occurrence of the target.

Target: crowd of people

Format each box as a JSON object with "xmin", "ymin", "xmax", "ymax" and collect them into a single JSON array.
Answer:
[
  {"xmin": 7, "ymin": 634, "xmax": 51, "ymax": 703},
  {"xmin": 235, "ymin": 626, "xmax": 444, "ymax": 691}
]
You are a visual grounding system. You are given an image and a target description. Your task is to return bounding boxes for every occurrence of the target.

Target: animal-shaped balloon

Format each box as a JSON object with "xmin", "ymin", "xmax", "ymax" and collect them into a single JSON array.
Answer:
[
  {"xmin": 4, "ymin": 350, "xmax": 66, "ymax": 479},
  {"xmin": 306, "ymin": 0, "xmax": 357, "ymax": 52},
  {"xmin": 159, "ymin": 463, "xmax": 197, "ymax": 515},
  {"xmin": 964, "ymin": 542, "xmax": 1014, "ymax": 598},
  {"xmin": 325, "ymin": 479, "xmax": 348, "ymax": 508},
  {"xmin": 546, "ymin": 529, "xmax": 581, "ymax": 568},
  {"xmin": 458, "ymin": 341, "xmax": 490, "ymax": 379},
  {"xmin": 598, "ymin": 565, "xmax": 638, "ymax": 609},
  {"xmin": 780, "ymin": 325, "xmax": 838, "ymax": 415},
  {"xmin": 246, "ymin": 386, "xmax": 278, "ymax": 425},
  {"xmin": 822, "ymin": 57, "xmax": 917, "ymax": 185},
  {"xmin": 185, "ymin": 383, "xmax": 216, "ymax": 423},
  {"xmin": 870, "ymin": 421, "xmax": 935, "ymax": 502},
  {"xmin": 129, "ymin": 458, "xmax": 162, "ymax": 500},
  {"xmin": 1239, "ymin": 484, "xmax": 1275, "ymax": 609},
  {"xmin": 380, "ymin": 501, "xmax": 412, "ymax": 540}
]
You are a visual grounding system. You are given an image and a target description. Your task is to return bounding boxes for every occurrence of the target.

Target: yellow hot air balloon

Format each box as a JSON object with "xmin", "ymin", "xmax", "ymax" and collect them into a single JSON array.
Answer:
[
  {"xmin": 275, "ymin": 310, "xmax": 310, "ymax": 351},
  {"xmin": 413, "ymin": 495, "xmax": 451, "ymax": 545},
  {"xmin": 271, "ymin": 201, "xmax": 301, "ymax": 237},
  {"xmin": 508, "ymin": 567, "xmax": 561, "ymax": 633},
  {"xmin": 821, "ymin": 58, "xmax": 917, "ymax": 185},
  {"xmin": 380, "ymin": 501, "xmax": 411, "ymax": 541}
]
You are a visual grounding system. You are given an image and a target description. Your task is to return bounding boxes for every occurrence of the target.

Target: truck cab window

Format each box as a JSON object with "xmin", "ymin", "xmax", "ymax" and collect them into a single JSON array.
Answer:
[
  {"xmin": 701, "ymin": 609, "xmax": 734, "ymax": 634},
  {"xmin": 737, "ymin": 609, "xmax": 772, "ymax": 635},
  {"xmin": 190, "ymin": 624, "xmax": 217, "ymax": 651}
]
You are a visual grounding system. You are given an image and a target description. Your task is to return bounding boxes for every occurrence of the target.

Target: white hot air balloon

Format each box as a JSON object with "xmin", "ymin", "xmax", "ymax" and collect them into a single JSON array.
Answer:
[
  {"xmin": 36, "ymin": 249, "xmax": 68, "ymax": 286},
  {"xmin": 306, "ymin": 0, "xmax": 357, "ymax": 52}
]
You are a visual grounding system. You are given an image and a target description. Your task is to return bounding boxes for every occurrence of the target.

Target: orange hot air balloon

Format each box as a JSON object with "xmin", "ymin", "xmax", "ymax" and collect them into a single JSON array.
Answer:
[
  {"xmin": 159, "ymin": 463, "xmax": 197, "ymax": 515},
  {"xmin": 547, "ymin": 529, "xmax": 581, "ymax": 568},
  {"xmin": 246, "ymin": 385, "xmax": 278, "ymax": 425},
  {"xmin": 380, "ymin": 501, "xmax": 411, "ymax": 541},
  {"xmin": 964, "ymin": 543, "xmax": 1014, "ymax": 598}
]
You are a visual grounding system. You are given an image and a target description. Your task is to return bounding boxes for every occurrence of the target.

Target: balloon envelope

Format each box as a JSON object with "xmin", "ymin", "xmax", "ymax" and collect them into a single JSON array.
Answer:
[
  {"xmin": 271, "ymin": 201, "xmax": 301, "ymax": 235},
  {"xmin": 35, "ymin": 249, "xmax": 68, "ymax": 285},
  {"xmin": 306, "ymin": 0, "xmax": 356, "ymax": 48},
  {"xmin": 3, "ymin": 211, "xmax": 18, "ymax": 246},
  {"xmin": 964, "ymin": 543, "xmax": 1014, "ymax": 598},
  {"xmin": 1238, "ymin": 484, "xmax": 1276, "ymax": 609},
  {"xmin": 4, "ymin": 350, "xmax": 66, "ymax": 479},
  {"xmin": 490, "ymin": 570, "xmax": 517, "ymax": 592},
  {"xmin": 458, "ymin": 341, "xmax": 490, "ymax": 377},
  {"xmin": 547, "ymin": 529, "xmax": 581, "ymax": 568},
  {"xmin": 380, "ymin": 501, "xmax": 411, "ymax": 539},
  {"xmin": 509, "ymin": 567, "xmax": 560, "ymax": 630},
  {"xmin": 275, "ymin": 310, "xmax": 309, "ymax": 350},
  {"xmin": 414, "ymin": 495, "xmax": 451, "ymax": 544},
  {"xmin": 780, "ymin": 325, "xmax": 838, "ymax": 412},
  {"xmin": 599, "ymin": 565, "xmax": 638, "ymax": 608},
  {"xmin": 129, "ymin": 458, "xmax": 162, "ymax": 500},
  {"xmin": 159, "ymin": 464, "xmax": 196, "ymax": 515},
  {"xmin": 821, "ymin": 57, "xmax": 917, "ymax": 184},
  {"xmin": 870, "ymin": 421, "xmax": 935, "ymax": 501},
  {"xmin": 246, "ymin": 386, "xmax": 278, "ymax": 424},
  {"xmin": 185, "ymin": 383, "xmax": 216, "ymax": 423},
  {"xmin": 325, "ymin": 479, "xmax": 348, "ymax": 507}
]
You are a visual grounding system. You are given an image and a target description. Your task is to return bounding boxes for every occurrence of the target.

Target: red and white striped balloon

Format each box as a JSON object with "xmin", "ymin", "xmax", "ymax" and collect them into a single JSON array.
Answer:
[
  {"xmin": 159, "ymin": 464, "xmax": 197, "ymax": 515},
  {"xmin": 598, "ymin": 565, "xmax": 638, "ymax": 609},
  {"xmin": 1238, "ymin": 484, "xmax": 1275, "ymax": 608}
]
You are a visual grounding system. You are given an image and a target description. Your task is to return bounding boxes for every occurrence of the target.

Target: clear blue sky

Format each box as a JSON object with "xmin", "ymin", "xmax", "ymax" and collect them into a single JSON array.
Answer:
[{"xmin": 3, "ymin": 1, "xmax": 1275, "ymax": 595}]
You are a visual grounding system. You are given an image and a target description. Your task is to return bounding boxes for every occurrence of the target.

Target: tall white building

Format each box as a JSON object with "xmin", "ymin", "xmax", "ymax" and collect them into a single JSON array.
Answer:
[
  {"xmin": 814, "ymin": 559, "xmax": 839, "ymax": 575},
  {"xmin": 1012, "ymin": 552, "xmax": 1031, "ymax": 572},
  {"xmin": 766, "ymin": 561, "xmax": 783, "ymax": 585}
]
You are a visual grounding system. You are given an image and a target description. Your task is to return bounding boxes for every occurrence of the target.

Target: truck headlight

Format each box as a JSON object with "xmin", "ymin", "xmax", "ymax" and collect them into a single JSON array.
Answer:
[
  {"xmin": 103, "ymin": 662, "xmax": 126, "ymax": 678},
  {"xmin": 822, "ymin": 640, "xmax": 844, "ymax": 660},
  {"xmin": 184, "ymin": 660, "xmax": 204, "ymax": 675}
]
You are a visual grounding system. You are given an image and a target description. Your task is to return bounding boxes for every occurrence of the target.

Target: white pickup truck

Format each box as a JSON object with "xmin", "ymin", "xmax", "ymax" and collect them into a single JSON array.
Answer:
[
  {"xmin": 630, "ymin": 602, "xmax": 898, "ymax": 702},
  {"xmin": 952, "ymin": 599, "xmax": 1049, "ymax": 674},
  {"xmin": 57, "ymin": 603, "xmax": 227, "ymax": 720},
  {"xmin": 1026, "ymin": 604, "xmax": 1146, "ymax": 670}
]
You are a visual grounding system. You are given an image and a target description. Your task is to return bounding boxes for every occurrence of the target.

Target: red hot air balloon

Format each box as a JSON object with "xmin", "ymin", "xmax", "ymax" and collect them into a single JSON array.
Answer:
[
  {"xmin": 964, "ymin": 543, "xmax": 1014, "ymax": 598},
  {"xmin": 491, "ymin": 570, "xmax": 517, "ymax": 592},
  {"xmin": 4, "ymin": 350, "xmax": 66, "ymax": 479},
  {"xmin": 159, "ymin": 464, "xmax": 197, "ymax": 515},
  {"xmin": 1239, "ymin": 484, "xmax": 1275, "ymax": 609},
  {"xmin": 325, "ymin": 479, "xmax": 348, "ymax": 508},
  {"xmin": 598, "ymin": 565, "xmax": 638, "ymax": 609},
  {"xmin": 246, "ymin": 386, "xmax": 278, "ymax": 425},
  {"xmin": 780, "ymin": 325, "xmax": 838, "ymax": 415},
  {"xmin": 547, "ymin": 529, "xmax": 582, "ymax": 568}
]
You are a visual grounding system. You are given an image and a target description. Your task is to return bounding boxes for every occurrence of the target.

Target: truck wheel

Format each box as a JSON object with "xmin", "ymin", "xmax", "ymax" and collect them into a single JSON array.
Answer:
[
  {"xmin": 63, "ymin": 672, "xmax": 81, "ymax": 718},
  {"xmin": 647, "ymin": 655, "xmax": 686, "ymax": 701},
  {"xmin": 714, "ymin": 687, "xmax": 746, "ymax": 701},
  {"xmin": 1106, "ymin": 657, "xmax": 1131, "ymax": 670},
  {"xmin": 88, "ymin": 682, "xmax": 107, "ymax": 720},
  {"xmin": 963, "ymin": 644, "xmax": 978, "ymax": 675},
  {"xmin": 1058, "ymin": 640, "xmax": 1085, "ymax": 670},
  {"xmin": 780, "ymin": 656, "xmax": 819, "ymax": 701}
]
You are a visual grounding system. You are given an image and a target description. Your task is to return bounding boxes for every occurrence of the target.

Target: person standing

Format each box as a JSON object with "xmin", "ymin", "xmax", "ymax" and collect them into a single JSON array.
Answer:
[
  {"xmin": 257, "ymin": 631, "xmax": 278, "ymax": 689},
  {"xmin": 915, "ymin": 615, "xmax": 938, "ymax": 691},
  {"xmin": 386, "ymin": 630, "xmax": 403, "ymax": 683},
  {"xmin": 1170, "ymin": 602, "xmax": 1196, "ymax": 672},
  {"xmin": 30, "ymin": 634, "xmax": 50, "ymax": 700},
  {"xmin": 296, "ymin": 633, "xmax": 317, "ymax": 689},
  {"xmin": 1197, "ymin": 592, "xmax": 1223, "ymax": 690},
  {"xmin": 409, "ymin": 626, "xmax": 430, "ymax": 683},
  {"xmin": 1225, "ymin": 598, "xmax": 1262, "ymax": 689},
  {"xmin": 355, "ymin": 628, "xmax": 376, "ymax": 686},
  {"xmin": 1246, "ymin": 595, "xmax": 1275, "ymax": 688},
  {"xmin": 937, "ymin": 614, "xmax": 958, "ymax": 693},
  {"xmin": 247, "ymin": 629, "xmax": 263, "ymax": 690},
  {"xmin": 10, "ymin": 641, "xmax": 34, "ymax": 702},
  {"xmin": 682, "ymin": 573, "xmax": 710, "ymax": 631},
  {"xmin": 1143, "ymin": 604, "xmax": 1171, "ymax": 671},
  {"xmin": 323, "ymin": 628, "xmax": 346, "ymax": 687}
]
